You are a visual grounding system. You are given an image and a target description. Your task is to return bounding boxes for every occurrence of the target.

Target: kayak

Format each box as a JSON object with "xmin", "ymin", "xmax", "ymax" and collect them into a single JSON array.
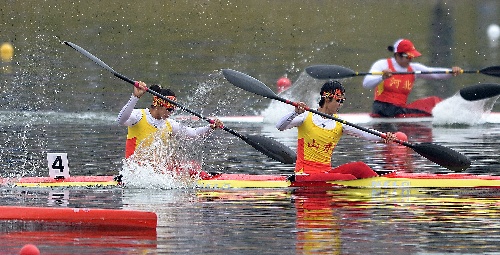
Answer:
[
  {"xmin": 0, "ymin": 206, "xmax": 157, "ymax": 229},
  {"xmin": 6, "ymin": 171, "xmax": 500, "ymax": 189}
]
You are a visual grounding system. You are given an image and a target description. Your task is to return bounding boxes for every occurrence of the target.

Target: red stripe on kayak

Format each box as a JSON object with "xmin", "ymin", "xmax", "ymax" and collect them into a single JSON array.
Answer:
[{"xmin": 384, "ymin": 172, "xmax": 500, "ymax": 180}]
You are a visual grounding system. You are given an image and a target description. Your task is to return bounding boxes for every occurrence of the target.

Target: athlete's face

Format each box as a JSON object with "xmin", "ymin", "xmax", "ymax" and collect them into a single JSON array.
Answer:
[
  {"xmin": 395, "ymin": 53, "xmax": 412, "ymax": 67},
  {"xmin": 324, "ymin": 94, "xmax": 345, "ymax": 114},
  {"xmin": 155, "ymin": 106, "xmax": 175, "ymax": 120}
]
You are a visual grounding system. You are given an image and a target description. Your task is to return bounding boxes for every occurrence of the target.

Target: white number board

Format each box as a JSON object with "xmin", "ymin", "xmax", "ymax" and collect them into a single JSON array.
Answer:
[{"xmin": 47, "ymin": 153, "xmax": 70, "ymax": 179}]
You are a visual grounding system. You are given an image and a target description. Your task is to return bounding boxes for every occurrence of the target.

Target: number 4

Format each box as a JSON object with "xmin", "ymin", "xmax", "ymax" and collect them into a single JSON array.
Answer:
[{"xmin": 52, "ymin": 156, "xmax": 65, "ymax": 173}]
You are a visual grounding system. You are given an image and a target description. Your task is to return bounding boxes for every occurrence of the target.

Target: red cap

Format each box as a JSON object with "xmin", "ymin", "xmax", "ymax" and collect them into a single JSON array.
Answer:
[{"xmin": 393, "ymin": 39, "xmax": 421, "ymax": 58}]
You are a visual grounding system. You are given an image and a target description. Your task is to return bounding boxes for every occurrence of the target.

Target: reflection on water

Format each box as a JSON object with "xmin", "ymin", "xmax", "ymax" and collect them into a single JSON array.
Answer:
[
  {"xmin": 0, "ymin": 183, "xmax": 500, "ymax": 253},
  {"xmin": 194, "ymin": 187, "xmax": 500, "ymax": 255}
]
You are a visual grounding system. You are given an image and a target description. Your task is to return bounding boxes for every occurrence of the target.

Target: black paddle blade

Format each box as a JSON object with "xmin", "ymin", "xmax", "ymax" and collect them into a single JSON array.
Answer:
[
  {"xmin": 243, "ymin": 135, "xmax": 297, "ymax": 164},
  {"xmin": 479, "ymin": 66, "xmax": 500, "ymax": 77},
  {"xmin": 459, "ymin": 83, "xmax": 500, "ymax": 101},
  {"xmin": 305, "ymin": 65, "xmax": 356, "ymax": 79},
  {"xmin": 411, "ymin": 142, "xmax": 471, "ymax": 172},
  {"xmin": 222, "ymin": 69, "xmax": 278, "ymax": 99}
]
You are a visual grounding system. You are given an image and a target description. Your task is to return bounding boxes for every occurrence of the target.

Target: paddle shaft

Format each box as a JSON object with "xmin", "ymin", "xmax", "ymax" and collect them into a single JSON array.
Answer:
[
  {"xmin": 305, "ymin": 64, "xmax": 500, "ymax": 80},
  {"xmin": 64, "ymin": 41, "xmax": 297, "ymax": 164},
  {"xmin": 351, "ymin": 70, "xmax": 477, "ymax": 76}
]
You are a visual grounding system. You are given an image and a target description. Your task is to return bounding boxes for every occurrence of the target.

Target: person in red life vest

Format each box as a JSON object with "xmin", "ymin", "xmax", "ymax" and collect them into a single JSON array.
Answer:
[
  {"xmin": 276, "ymin": 80, "xmax": 399, "ymax": 181},
  {"xmin": 117, "ymin": 81, "xmax": 223, "ymax": 178},
  {"xmin": 362, "ymin": 39, "xmax": 463, "ymax": 117}
]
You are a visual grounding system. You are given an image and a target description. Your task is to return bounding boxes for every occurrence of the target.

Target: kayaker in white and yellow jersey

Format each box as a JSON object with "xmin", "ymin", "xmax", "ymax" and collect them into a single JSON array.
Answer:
[
  {"xmin": 276, "ymin": 80, "xmax": 399, "ymax": 180},
  {"xmin": 363, "ymin": 39, "xmax": 463, "ymax": 117},
  {"xmin": 117, "ymin": 81, "xmax": 223, "ymax": 177}
]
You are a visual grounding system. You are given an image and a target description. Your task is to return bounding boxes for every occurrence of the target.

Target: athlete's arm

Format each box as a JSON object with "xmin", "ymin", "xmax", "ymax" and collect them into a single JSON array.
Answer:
[
  {"xmin": 363, "ymin": 59, "xmax": 388, "ymax": 89},
  {"xmin": 276, "ymin": 111, "xmax": 306, "ymax": 131},
  {"xmin": 411, "ymin": 63, "xmax": 454, "ymax": 80},
  {"xmin": 117, "ymin": 95, "xmax": 142, "ymax": 126},
  {"xmin": 169, "ymin": 119, "xmax": 213, "ymax": 138},
  {"xmin": 343, "ymin": 124, "xmax": 385, "ymax": 142}
]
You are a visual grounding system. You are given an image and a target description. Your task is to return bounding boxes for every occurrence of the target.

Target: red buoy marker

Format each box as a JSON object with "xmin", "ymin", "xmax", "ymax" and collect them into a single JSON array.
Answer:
[
  {"xmin": 19, "ymin": 244, "xmax": 40, "ymax": 255},
  {"xmin": 277, "ymin": 76, "xmax": 291, "ymax": 93},
  {"xmin": 395, "ymin": 131, "xmax": 408, "ymax": 142}
]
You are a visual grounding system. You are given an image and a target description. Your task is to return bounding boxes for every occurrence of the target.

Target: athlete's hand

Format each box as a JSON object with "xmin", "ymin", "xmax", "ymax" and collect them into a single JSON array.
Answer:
[
  {"xmin": 295, "ymin": 102, "xmax": 307, "ymax": 114},
  {"xmin": 451, "ymin": 66, "xmax": 463, "ymax": 76},
  {"xmin": 133, "ymin": 81, "xmax": 148, "ymax": 98},
  {"xmin": 383, "ymin": 131, "xmax": 408, "ymax": 143},
  {"xmin": 383, "ymin": 132, "xmax": 397, "ymax": 143},
  {"xmin": 210, "ymin": 119, "xmax": 224, "ymax": 130},
  {"xmin": 381, "ymin": 69, "xmax": 393, "ymax": 80}
]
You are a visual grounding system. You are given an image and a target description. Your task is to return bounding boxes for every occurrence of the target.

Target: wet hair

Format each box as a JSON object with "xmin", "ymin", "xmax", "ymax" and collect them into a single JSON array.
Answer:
[
  {"xmin": 150, "ymin": 84, "xmax": 175, "ymax": 97},
  {"xmin": 149, "ymin": 84, "xmax": 175, "ymax": 108},
  {"xmin": 319, "ymin": 80, "xmax": 345, "ymax": 107}
]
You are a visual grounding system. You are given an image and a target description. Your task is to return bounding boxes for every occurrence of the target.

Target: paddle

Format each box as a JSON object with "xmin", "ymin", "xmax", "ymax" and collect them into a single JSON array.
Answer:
[
  {"xmin": 459, "ymin": 83, "xmax": 500, "ymax": 101},
  {"xmin": 305, "ymin": 64, "xmax": 500, "ymax": 79},
  {"xmin": 222, "ymin": 69, "xmax": 472, "ymax": 172},
  {"xmin": 63, "ymin": 41, "xmax": 296, "ymax": 164}
]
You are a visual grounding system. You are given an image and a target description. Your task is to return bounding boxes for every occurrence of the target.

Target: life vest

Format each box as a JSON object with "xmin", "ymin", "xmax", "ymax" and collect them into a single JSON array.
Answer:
[
  {"xmin": 295, "ymin": 112, "xmax": 342, "ymax": 174},
  {"xmin": 374, "ymin": 58, "xmax": 415, "ymax": 107},
  {"xmin": 125, "ymin": 109, "xmax": 172, "ymax": 158}
]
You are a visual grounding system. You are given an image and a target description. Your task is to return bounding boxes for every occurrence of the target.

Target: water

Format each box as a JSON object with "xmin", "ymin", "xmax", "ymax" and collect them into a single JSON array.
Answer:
[{"xmin": 1, "ymin": 0, "xmax": 500, "ymax": 254}]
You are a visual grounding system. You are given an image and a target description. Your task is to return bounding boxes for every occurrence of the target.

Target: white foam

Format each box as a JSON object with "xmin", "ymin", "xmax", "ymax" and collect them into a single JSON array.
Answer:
[
  {"xmin": 119, "ymin": 128, "xmax": 202, "ymax": 189},
  {"xmin": 432, "ymin": 94, "xmax": 499, "ymax": 125},
  {"xmin": 120, "ymin": 160, "xmax": 198, "ymax": 189}
]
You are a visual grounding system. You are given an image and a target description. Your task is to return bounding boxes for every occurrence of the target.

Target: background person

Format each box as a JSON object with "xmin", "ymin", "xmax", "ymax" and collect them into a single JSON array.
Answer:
[{"xmin": 362, "ymin": 38, "xmax": 462, "ymax": 117}]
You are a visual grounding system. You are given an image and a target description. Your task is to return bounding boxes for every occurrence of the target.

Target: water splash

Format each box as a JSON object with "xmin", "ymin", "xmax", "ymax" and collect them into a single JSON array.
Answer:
[
  {"xmin": 432, "ymin": 93, "xmax": 499, "ymax": 125},
  {"xmin": 119, "ymin": 127, "xmax": 203, "ymax": 189},
  {"xmin": 261, "ymin": 71, "xmax": 322, "ymax": 123}
]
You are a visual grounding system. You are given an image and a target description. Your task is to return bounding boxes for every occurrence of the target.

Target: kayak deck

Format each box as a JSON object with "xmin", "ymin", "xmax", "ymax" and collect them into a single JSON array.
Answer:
[{"xmin": 3, "ymin": 172, "xmax": 500, "ymax": 189}]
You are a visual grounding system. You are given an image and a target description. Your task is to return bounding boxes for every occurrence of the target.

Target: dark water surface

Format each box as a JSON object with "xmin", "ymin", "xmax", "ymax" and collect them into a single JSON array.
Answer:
[{"xmin": 1, "ymin": 0, "xmax": 500, "ymax": 254}]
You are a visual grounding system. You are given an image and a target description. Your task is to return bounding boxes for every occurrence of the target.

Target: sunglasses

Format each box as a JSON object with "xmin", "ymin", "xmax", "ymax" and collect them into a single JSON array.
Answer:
[
  {"xmin": 399, "ymin": 53, "xmax": 413, "ymax": 60},
  {"xmin": 335, "ymin": 98, "xmax": 346, "ymax": 104},
  {"xmin": 165, "ymin": 108, "xmax": 175, "ymax": 112}
]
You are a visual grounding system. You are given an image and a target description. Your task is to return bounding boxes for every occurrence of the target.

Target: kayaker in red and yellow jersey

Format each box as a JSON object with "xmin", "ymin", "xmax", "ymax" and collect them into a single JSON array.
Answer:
[
  {"xmin": 276, "ymin": 80, "xmax": 399, "ymax": 181},
  {"xmin": 362, "ymin": 39, "xmax": 463, "ymax": 117},
  {"xmin": 117, "ymin": 81, "xmax": 223, "ymax": 177}
]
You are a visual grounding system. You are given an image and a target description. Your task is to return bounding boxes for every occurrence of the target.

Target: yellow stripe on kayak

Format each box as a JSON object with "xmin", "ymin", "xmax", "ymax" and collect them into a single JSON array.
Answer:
[
  {"xmin": 328, "ymin": 176, "xmax": 500, "ymax": 188},
  {"xmin": 10, "ymin": 176, "xmax": 500, "ymax": 189},
  {"xmin": 197, "ymin": 179, "xmax": 291, "ymax": 189}
]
